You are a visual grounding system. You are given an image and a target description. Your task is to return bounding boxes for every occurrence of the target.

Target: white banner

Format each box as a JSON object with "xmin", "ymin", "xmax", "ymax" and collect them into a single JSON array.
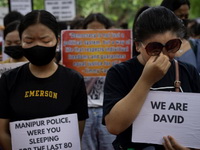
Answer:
[
  {"xmin": 10, "ymin": 114, "xmax": 80, "ymax": 150},
  {"xmin": 9, "ymin": 0, "xmax": 32, "ymax": 15},
  {"xmin": 0, "ymin": 7, "xmax": 8, "ymax": 26},
  {"xmin": 132, "ymin": 91, "xmax": 200, "ymax": 149},
  {"xmin": 45, "ymin": 0, "xmax": 76, "ymax": 21}
]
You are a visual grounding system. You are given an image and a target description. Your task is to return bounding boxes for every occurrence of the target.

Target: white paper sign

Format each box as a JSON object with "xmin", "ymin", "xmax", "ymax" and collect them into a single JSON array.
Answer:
[
  {"xmin": 0, "ymin": 7, "xmax": 8, "ymax": 26},
  {"xmin": 132, "ymin": 91, "xmax": 200, "ymax": 149},
  {"xmin": 9, "ymin": 0, "xmax": 32, "ymax": 15},
  {"xmin": 0, "ymin": 62, "xmax": 27, "ymax": 77},
  {"xmin": 10, "ymin": 114, "xmax": 80, "ymax": 150},
  {"xmin": 45, "ymin": 0, "xmax": 76, "ymax": 21}
]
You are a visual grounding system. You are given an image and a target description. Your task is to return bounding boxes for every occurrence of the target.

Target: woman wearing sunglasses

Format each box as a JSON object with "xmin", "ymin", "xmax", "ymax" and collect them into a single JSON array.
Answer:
[{"xmin": 103, "ymin": 6, "xmax": 200, "ymax": 150}]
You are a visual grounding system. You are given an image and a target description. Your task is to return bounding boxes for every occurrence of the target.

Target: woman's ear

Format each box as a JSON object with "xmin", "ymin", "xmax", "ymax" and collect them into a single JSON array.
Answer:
[{"xmin": 134, "ymin": 42, "xmax": 141, "ymax": 52}]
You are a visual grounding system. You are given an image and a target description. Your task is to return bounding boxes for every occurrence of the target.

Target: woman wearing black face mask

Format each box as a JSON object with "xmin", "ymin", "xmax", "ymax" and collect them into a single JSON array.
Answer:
[
  {"xmin": 0, "ymin": 10, "xmax": 88, "ymax": 150},
  {"xmin": 1, "ymin": 21, "xmax": 27, "ymax": 63}
]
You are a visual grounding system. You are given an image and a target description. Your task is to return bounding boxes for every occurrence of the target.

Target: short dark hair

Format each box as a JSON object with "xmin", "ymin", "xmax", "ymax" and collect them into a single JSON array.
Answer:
[
  {"xmin": 132, "ymin": 6, "xmax": 150, "ymax": 56},
  {"xmin": 133, "ymin": 6, "xmax": 185, "ymax": 56},
  {"xmin": 18, "ymin": 10, "xmax": 59, "ymax": 39},
  {"xmin": 3, "ymin": 11, "xmax": 24, "ymax": 27},
  {"xmin": 3, "ymin": 20, "xmax": 20, "ymax": 39},
  {"xmin": 160, "ymin": 0, "xmax": 190, "ymax": 11},
  {"xmin": 188, "ymin": 19, "xmax": 200, "ymax": 37},
  {"xmin": 82, "ymin": 13, "xmax": 112, "ymax": 29},
  {"xmin": 70, "ymin": 16, "xmax": 85, "ymax": 29}
]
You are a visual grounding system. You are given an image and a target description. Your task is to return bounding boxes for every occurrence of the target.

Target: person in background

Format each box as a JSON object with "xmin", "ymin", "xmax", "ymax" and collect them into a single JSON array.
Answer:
[
  {"xmin": 188, "ymin": 18, "xmax": 200, "ymax": 39},
  {"xmin": 83, "ymin": 13, "xmax": 113, "ymax": 29},
  {"xmin": 3, "ymin": 11, "xmax": 24, "ymax": 27},
  {"xmin": 70, "ymin": 16, "xmax": 85, "ymax": 29},
  {"xmin": 161, "ymin": 0, "xmax": 198, "ymax": 70},
  {"xmin": 103, "ymin": 6, "xmax": 200, "ymax": 150},
  {"xmin": 120, "ymin": 22, "xmax": 128, "ymax": 29},
  {"xmin": 160, "ymin": 0, "xmax": 190, "ymax": 21},
  {"xmin": 0, "ymin": 21, "xmax": 27, "ymax": 63},
  {"xmin": 0, "ymin": 10, "xmax": 88, "ymax": 150},
  {"xmin": 81, "ymin": 13, "xmax": 116, "ymax": 150}
]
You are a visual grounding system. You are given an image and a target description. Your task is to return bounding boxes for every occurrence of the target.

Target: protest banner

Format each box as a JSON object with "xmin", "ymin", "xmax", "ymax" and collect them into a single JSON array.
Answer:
[
  {"xmin": 10, "ymin": 114, "xmax": 80, "ymax": 150},
  {"xmin": 8, "ymin": 0, "xmax": 33, "ymax": 15},
  {"xmin": 61, "ymin": 29, "xmax": 132, "ymax": 77},
  {"xmin": 45, "ymin": 0, "xmax": 76, "ymax": 21},
  {"xmin": 0, "ymin": 7, "xmax": 8, "ymax": 27},
  {"xmin": 132, "ymin": 91, "xmax": 200, "ymax": 149}
]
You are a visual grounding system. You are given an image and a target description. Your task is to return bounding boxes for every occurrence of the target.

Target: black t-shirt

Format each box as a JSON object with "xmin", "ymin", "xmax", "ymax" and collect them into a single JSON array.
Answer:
[
  {"xmin": 0, "ymin": 63, "xmax": 88, "ymax": 121},
  {"xmin": 103, "ymin": 57, "xmax": 200, "ymax": 150}
]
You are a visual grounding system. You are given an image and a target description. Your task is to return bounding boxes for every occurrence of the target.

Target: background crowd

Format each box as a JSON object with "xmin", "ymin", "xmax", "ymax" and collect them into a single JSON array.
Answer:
[{"xmin": 0, "ymin": 0, "xmax": 200, "ymax": 150}]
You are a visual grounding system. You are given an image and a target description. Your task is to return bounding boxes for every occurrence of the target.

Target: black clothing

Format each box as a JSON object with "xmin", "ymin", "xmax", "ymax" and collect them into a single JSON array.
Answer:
[
  {"xmin": 103, "ymin": 57, "xmax": 200, "ymax": 150},
  {"xmin": 0, "ymin": 63, "xmax": 88, "ymax": 122}
]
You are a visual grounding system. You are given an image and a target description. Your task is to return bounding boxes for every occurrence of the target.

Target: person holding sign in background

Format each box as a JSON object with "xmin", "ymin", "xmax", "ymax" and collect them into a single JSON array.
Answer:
[
  {"xmin": 103, "ymin": 6, "xmax": 200, "ymax": 150},
  {"xmin": 0, "ymin": 10, "xmax": 88, "ymax": 150},
  {"xmin": 81, "ymin": 13, "xmax": 116, "ymax": 150}
]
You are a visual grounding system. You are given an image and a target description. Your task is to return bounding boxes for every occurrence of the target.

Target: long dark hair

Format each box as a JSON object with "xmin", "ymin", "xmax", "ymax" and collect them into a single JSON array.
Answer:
[
  {"xmin": 132, "ymin": 6, "xmax": 150, "ymax": 56},
  {"xmin": 3, "ymin": 20, "xmax": 20, "ymax": 39},
  {"xmin": 133, "ymin": 6, "xmax": 185, "ymax": 55},
  {"xmin": 132, "ymin": 6, "xmax": 185, "ymax": 56},
  {"xmin": 18, "ymin": 10, "xmax": 59, "ymax": 39},
  {"xmin": 160, "ymin": 0, "xmax": 190, "ymax": 11}
]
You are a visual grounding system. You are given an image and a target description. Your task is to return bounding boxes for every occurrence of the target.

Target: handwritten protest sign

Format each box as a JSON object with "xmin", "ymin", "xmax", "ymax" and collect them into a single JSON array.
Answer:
[
  {"xmin": 10, "ymin": 114, "xmax": 80, "ymax": 150},
  {"xmin": 61, "ymin": 29, "xmax": 132, "ymax": 77},
  {"xmin": 132, "ymin": 91, "xmax": 200, "ymax": 149}
]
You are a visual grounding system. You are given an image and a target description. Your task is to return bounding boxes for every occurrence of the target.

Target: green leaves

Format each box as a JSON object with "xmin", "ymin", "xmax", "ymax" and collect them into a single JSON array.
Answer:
[{"xmin": 1, "ymin": 0, "xmax": 199, "ymax": 28}]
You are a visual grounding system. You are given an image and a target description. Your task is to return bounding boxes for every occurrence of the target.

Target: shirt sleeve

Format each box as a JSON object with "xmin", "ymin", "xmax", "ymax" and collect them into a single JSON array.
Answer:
[{"xmin": 103, "ymin": 66, "xmax": 129, "ymax": 125}]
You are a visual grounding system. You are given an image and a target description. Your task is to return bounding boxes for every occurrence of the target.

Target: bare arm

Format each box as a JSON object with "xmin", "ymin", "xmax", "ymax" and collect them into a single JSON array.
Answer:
[
  {"xmin": 85, "ymin": 78, "xmax": 98, "ymax": 94},
  {"xmin": 78, "ymin": 120, "xmax": 86, "ymax": 139},
  {"xmin": 0, "ymin": 119, "xmax": 12, "ymax": 150},
  {"xmin": 105, "ymin": 53, "xmax": 171, "ymax": 135}
]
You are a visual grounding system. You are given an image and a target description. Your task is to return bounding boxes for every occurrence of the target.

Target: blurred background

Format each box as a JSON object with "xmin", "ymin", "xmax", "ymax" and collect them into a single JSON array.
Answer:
[{"xmin": 0, "ymin": 0, "xmax": 199, "ymax": 29}]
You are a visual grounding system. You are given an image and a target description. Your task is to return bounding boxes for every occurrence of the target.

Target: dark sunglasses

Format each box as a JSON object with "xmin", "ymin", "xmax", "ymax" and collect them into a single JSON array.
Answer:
[{"xmin": 141, "ymin": 39, "xmax": 182, "ymax": 56}]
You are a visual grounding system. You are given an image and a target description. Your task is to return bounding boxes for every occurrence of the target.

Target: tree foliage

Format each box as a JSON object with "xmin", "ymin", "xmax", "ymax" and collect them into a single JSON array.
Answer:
[
  {"xmin": 190, "ymin": 0, "xmax": 200, "ymax": 19},
  {"xmin": 0, "ymin": 0, "xmax": 7, "ymax": 7},
  {"xmin": 75, "ymin": 0, "xmax": 163, "ymax": 28},
  {"xmin": 1, "ymin": 0, "xmax": 200, "ymax": 28}
]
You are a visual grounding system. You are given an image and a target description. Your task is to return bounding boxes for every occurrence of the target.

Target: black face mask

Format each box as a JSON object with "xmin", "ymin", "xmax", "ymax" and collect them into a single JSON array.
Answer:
[
  {"xmin": 23, "ymin": 45, "xmax": 57, "ymax": 66},
  {"xmin": 4, "ymin": 46, "xmax": 24, "ymax": 59}
]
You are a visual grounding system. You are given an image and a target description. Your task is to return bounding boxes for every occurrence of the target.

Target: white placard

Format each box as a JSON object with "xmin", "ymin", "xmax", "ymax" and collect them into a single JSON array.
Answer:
[
  {"xmin": 45, "ymin": 0, "xmax": 76, "ymax": 21},
  {"xmin": 132, "ymin": 91, "xmax": 200, "ymax": 149},
  {"xmin": 10, "ymin": 114, "xmax": 80, "ymax": 150},
  {"xmin": 9, "ymin": 0, "xmax": 32, "ymax": 15},
  {"xmin": 0, "ymin": 62, "xmax": 27, "ymax": 77},
  {"xmin": 0, "ymin": 7, "xmax": 9, "ymax": 26}
]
